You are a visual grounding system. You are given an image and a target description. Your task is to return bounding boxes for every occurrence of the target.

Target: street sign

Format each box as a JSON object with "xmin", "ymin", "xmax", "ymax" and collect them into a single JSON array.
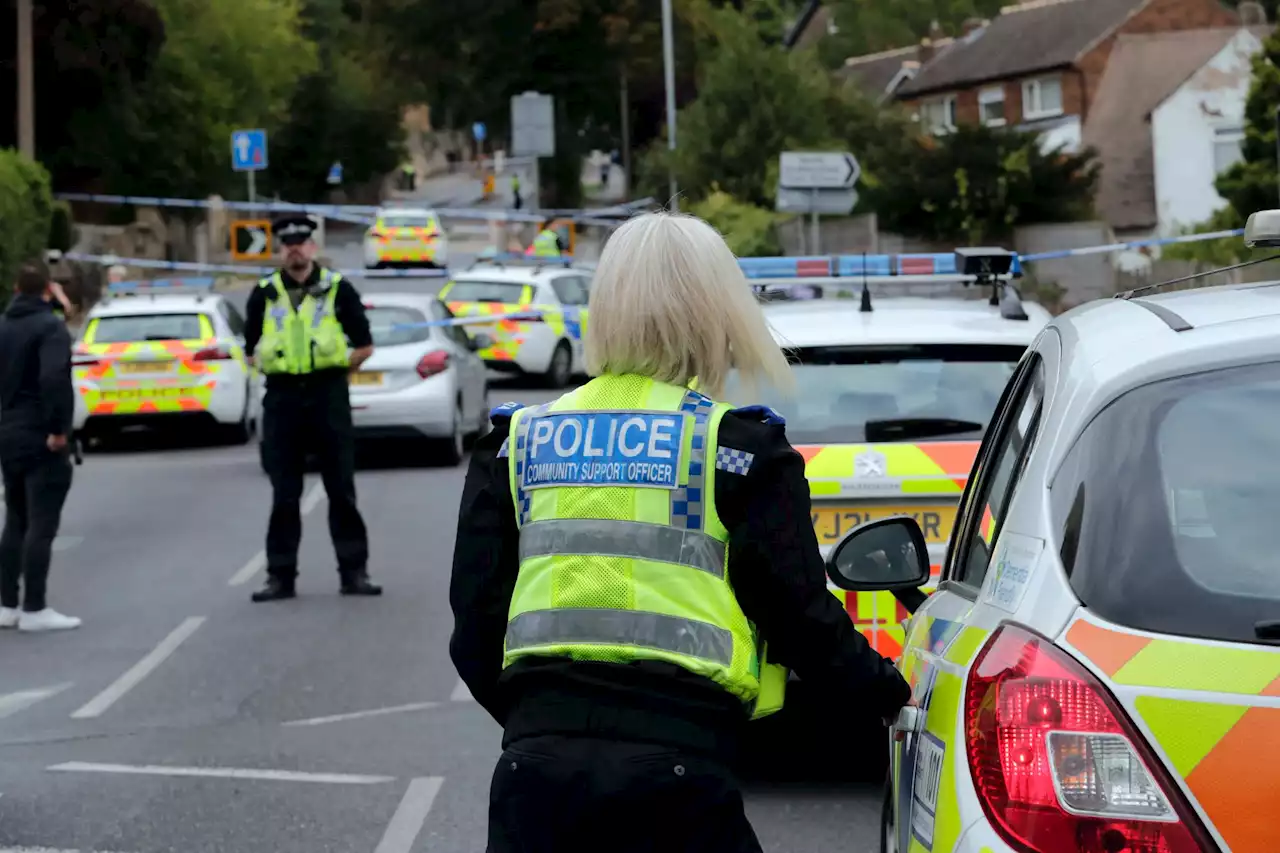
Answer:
[
  {"xmin": 231, "ymin": 220, "xmax": 272, "ymax": 261},
  {"xmin": 775, "ymin": 187, "xmax": 859, "ymax": 215},
  {"xmin": 473, "ymin": 121, "xmax": 487, "ymax": 142},
  {"xmin": 327, "ymin": 161, "xmax": 343, "ymax": 185},
  {"xmin": 511, "ymin": 92, "xmax": 555, "ymax": 158},
  {"xmin": 779, "ymin": 151, "xmax": 859, "ymax": 189},
  {"xmin": 231, "ymin": 129, "xmax": 268, "ymax": 172}
]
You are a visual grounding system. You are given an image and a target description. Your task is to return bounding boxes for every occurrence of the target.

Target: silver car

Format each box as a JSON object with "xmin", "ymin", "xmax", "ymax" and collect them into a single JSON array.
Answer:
[{"xmin": 347, "ymin": 293, "xmax": 492, "ymax": 465}]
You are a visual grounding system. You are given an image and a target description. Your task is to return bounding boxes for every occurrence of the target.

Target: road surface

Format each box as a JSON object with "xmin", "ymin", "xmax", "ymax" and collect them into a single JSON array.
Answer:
[{"xmin": 0, "ymin": 368, "xmax": 881, "ymax": 852}]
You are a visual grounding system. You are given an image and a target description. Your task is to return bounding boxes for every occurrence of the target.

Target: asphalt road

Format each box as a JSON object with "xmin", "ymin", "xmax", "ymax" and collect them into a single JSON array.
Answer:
[{"xmin": 0, "ymin": 366, "xmax": 881, "ymax": 852}]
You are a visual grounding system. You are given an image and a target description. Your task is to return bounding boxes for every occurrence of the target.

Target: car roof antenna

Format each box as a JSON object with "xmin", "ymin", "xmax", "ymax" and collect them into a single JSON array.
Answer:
[{"xmin": 859, "ymin": 251, "xmax": 872, "ymax": 312}]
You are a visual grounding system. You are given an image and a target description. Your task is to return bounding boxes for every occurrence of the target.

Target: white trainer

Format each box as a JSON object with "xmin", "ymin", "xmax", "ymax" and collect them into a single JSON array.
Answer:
[
  {"xmin": 17, "ymin": 609, "xmax": 82, "ymax": 632},
  {"xmin": 0, "ymin": 607, "xmax": 18, "ymax": 629}
]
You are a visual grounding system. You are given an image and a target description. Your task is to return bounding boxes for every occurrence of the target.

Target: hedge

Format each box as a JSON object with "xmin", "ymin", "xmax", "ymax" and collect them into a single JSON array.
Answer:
[{"xmin": 0, "ymin": 148, "xmax": 55, "ymax": 305}]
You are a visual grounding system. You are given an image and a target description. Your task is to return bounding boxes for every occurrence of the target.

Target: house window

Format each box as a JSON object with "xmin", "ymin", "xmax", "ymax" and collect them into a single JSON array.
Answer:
[
  {"xmin": 1021, "ymin": 76, "xmax": 1063, "ymax": 120},
  {"xmin": 1214, "ymin": 125, "xmax": 1245, "ymax": 175},
  {"xmin": 979, "ymin": 86, "xmax": 1006, "ymax": 127},
  {"xmin": 922, "ymin": 96, "xmax": 957, "ymax": 133}
]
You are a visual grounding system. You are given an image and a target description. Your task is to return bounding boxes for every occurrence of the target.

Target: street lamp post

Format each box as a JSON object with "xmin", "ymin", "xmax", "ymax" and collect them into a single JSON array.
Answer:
[
  {"xmin": 661, "ymin": 0, "xmax": 678, "ymax": 210},
  {"xmin": 17, "ymin": 0, "xmax": 35, "ymax": 158}
]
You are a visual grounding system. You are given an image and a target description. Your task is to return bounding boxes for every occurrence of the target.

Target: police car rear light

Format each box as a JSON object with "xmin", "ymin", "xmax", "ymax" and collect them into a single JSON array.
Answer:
[
  {"xmin": 192, "ymin": 346, "xmax": 233, "ymax": 361},
  {"xmin": 416, "ymin": 350, "xmax": 449, "ymax": 378},
  {"xmin": 964, "ymin": 624, "xmax": 1217, "ymax": 853}
]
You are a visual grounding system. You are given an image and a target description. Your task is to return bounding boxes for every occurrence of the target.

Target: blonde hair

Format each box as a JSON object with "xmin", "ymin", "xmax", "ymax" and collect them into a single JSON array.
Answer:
[{"xmin": 585, "ymin": 211, "xmax": 793, "ymax": 399}]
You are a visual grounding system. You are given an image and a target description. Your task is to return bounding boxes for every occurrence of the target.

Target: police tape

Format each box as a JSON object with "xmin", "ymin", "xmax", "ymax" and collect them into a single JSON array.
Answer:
[
  {"xmin": 1018, "ymin": 228, "xmax": 1244, "ymax": 261},
  {"xmin": 55, "ymin": 193, "xmax": 631, "ymax": 227},
  {"xmin": 63, "ymin": 252, "xmax": 449, "ymax": 279}
]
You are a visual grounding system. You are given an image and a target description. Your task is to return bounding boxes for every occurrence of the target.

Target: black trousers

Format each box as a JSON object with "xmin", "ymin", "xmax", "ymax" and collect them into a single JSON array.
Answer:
[
  {"xmin": 0, "ymin": 450, "xmax": 73, "ymax": 612},
  {"xmin": 486, "ymin": 735, "xmax": 763, "ymax": 853},
  {"xmin": 261, "ymin": 376, "xmax": 368, "ymax": 580}
]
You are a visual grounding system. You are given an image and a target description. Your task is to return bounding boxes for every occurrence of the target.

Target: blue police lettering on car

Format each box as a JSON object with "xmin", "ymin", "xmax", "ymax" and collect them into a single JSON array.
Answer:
[
  {"xmin": 521, "ymin": 409, "xmax": 686, "ymax": 490},
  {"xmin": 729, "ymin": 404, "xmax": 786, "ymax": 426}
]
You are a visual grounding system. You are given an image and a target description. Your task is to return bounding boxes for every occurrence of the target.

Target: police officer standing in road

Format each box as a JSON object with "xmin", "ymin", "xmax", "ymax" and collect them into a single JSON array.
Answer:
[{"xmin": 243, "ymin": 213, "xmax": 382, "ymax": 602}]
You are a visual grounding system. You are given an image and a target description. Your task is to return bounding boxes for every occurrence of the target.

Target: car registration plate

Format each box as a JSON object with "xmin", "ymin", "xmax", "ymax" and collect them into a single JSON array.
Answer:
[
  {"xmin": 349, "ymin": 371, "xmax": 384, "ymax": 387},
  {"xmin": 119, "ymin": 361, "xmax": 170, "ymax": 374},
  {"xmin": 811, "ymin": 505, "xmax": 957, "ymax": 544}
]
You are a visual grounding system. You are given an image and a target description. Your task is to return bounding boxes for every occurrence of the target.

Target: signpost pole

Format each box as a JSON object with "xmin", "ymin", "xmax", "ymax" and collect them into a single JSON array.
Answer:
[
  {"xmin": 810, "ymin": 189, "xmax": 820, "ymax": 254},
  {"xmin": 661, "ymin": 0, "xmax": 678, "ymax": 210},
  {"xmin": 247, "ymin": 171, "xmax": 256, "ymax": 205}
]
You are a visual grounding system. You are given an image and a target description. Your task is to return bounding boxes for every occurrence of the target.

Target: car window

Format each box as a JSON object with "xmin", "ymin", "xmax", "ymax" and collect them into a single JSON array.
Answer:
[
  {"xmin": 365, "ymin": 305, "xmax": 431, "ymax": 346},
  {"xmin": 1051, "ymin": 361, "xmax": 1280, "ymax": 645},
  {"xmin": 377, "ymin": 212, "xmax": 437, "ymax": 229},
  {"xmin": 91, "ymin": 313, "xmax": 207, "ymax": 343},
  {"xmin": 444, "ymin": 280, "xmax": 527, "ymax": 304},
  {"xmin": 551, "ymin": 276, "xmax": 589, "ymax": 306},
  {"xmin": 433, "ymin": 301, "xmax": 472, "ymax": 348},
  {"xmin": 721, "ymin": 344, "xmax": 1024, "ymax": 444},
  {"xmin": 220, "ymin": 301, "xmax": 246, "ymax": 336},
  {"xmin": 951, "ymin": 356, "xmax": 1044, "ymax": 589}
]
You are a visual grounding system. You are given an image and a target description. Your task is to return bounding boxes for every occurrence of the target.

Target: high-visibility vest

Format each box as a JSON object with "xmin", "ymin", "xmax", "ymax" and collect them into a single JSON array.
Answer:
[
  {"xmin": 500, "ymin": 374, "xmax": 788, "ymax": 720},
  {"xmin": 527, "ymin": 229, "xmax": 560, "ymax": 257},
  {"xmin": 255, "ymin": 270, "xmax": 350, "ymax": 375}
]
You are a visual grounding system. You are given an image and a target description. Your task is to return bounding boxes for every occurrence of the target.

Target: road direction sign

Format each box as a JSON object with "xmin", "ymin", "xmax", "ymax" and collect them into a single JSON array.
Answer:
[
  {"xmin": 775, "ymin": 187, "xmax": 859, "ymax": 215},
  {"xmin": 231, "ymin": 129, "xmax": 268, "ymax": 172},
  {"xmin": 327, "ymin": 161, "xmax": 343, "ymax": 185},
  {"xmin": 473, "ymin": 121, "xmax": 487, "ymax": 142},
  {"xmin": 511, "ymin": 92, "xmax": 555, "ymax": 158},
  {"xmin": 231, "ymin": 220, "xmax": 272, "ymax": 261},
  {"xmin": 779, "ymin": 151, "xmax": 859, "ymax": 189}
]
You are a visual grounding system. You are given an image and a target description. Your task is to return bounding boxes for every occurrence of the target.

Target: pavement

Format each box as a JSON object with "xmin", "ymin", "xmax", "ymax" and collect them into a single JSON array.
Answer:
[{"xmin": 0, "ymin": 363, "xmax": 882, "ymax": 852}]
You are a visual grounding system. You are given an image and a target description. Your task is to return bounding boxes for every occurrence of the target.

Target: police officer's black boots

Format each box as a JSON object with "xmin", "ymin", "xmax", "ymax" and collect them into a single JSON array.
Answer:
[
  {"xmin": 340, "ymin": 571, "xmax": 382, "ymax": 596},
  {"xmin": 251, "ymin": 577, "xmax": 297, "ymax": 603}
]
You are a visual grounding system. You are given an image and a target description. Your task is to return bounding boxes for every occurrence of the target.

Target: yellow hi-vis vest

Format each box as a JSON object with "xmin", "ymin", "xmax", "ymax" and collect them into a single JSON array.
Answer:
[
  {"xmin": 500, "ymin": 374, "xmax": 788, "ymax": 720},
  {"xmin": 530, "ymin": 229, "xmax": 561, "ymax": 257},
  {"xmin": 255, "ymin": 270, "xmax": 350, "ymax": 375}
]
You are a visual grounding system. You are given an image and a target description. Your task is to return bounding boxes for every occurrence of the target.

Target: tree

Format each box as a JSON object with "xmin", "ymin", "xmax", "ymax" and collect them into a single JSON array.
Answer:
[
  {"xmin": 1215, "ymin": 23, "xmax": 1280, "ymax": 223},
  {"xmin": 0, "ymin": 149, "xmax": 54, "ymax": 305},
  {"xmin": 868, "ymin": 124, "xmax": 1099, "ymax": 244},
  {"xmin": 816, "ymin": 0, "xmax": 1009, "ymax": 68},
  {"xmin": 690, "ymin": 186, "xmax": 783, "ymax": 255}
]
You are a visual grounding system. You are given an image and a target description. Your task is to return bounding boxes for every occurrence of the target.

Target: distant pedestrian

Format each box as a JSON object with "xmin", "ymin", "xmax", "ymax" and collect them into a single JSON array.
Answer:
[
  {"xmin": 511, "ymin": 174, "xmax": 523, "ymax": 211},
  {"xmin": 0, "ymin": 260, "xmax": 80, "ymax": 632}
]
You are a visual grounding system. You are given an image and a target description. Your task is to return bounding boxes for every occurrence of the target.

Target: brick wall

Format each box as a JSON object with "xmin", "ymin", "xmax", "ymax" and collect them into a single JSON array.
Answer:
[{"xmin": 902, "ymin": 68, "xmax": 1087, "ymax": 127}]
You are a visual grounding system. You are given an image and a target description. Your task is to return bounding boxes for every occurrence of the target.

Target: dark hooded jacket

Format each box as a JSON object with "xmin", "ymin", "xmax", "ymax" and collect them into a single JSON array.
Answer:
[{"xmin": 0, "ymin": 295, "xmax": 73, "ymax": 464}]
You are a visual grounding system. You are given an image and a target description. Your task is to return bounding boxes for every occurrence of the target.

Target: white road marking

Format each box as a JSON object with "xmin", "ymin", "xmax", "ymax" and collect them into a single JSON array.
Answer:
[
  {"xmin": 373, "ymin": 777, "xmax": 445, "ymax": 853},
  {"xmin": 0, "ymin": 847, "xmax": 138, "ymax": 853},
  {"xmin": 300, "ymin": 480, "xmax": 326, "ymax": 515},
  {"xmin": 70, "ymin": 617, "xmax": 205, "ymax": 719},
  {"xmin": 0, "ymin": 683, "xmax": 73, "ymax": 721},
  {"xmin": 47, "ymin": 762, "xmax": 394, "ymax": 785},
  {"xmin": 449, "ymin": 679, "xmax": 473, "ymax": 702},
  {"xmin": 51, "ymin": 536, "xmax": 82, "ymax": 552},
  {"xmin": 227, "ymin": 552, "xmax": 266, "ymax": 587},
  {"xmin": 282, "ymin": 701, "xmax": 441, "ymax": 727}
]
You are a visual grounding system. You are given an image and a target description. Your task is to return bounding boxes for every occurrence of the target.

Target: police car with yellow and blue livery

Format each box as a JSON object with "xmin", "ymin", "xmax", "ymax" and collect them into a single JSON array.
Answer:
[
  {"xmin": 438, "ymin": 255, "xmax": 592, "ymax": 388},
  {"xmin": 72, "ymin": 278, "xmax": 261, "ymax": 444},
  {"xmin": 825, "ymin": 216, "xmax": 1280, "ymax": 853}
]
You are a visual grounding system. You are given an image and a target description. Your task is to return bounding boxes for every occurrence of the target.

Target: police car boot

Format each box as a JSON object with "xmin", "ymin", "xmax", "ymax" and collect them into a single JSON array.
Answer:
[
  {"xmin": 339, "ymin": 570, "xmax": 382, "ymax": 596},
  {"xmin": 251, "ymin": 576, "xmax": 297, "ymax": 602}
]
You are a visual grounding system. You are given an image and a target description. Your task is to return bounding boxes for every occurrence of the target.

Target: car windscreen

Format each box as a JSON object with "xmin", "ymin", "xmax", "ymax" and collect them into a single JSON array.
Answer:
[
  {"xmin": 721, "ymin": 344, "xmax": 1024, "ymax": 444},
  {"xmin": 1050, "ymin": 361, "xmax": 1280, "ymax": 646},
  {"xmin": 366, "ymin": 306, "xmax": 432, "ymax": 346},
  {"xmin": 91, "ymin": 313, "xmax": 206, "ymax": 343},
  {"xmin": 445, "ymin": 280, "xmax": 527, "ymax": 304},
  {"xmin": 379, "ymin": 214, "xmax": 436, "ymax": 229}
]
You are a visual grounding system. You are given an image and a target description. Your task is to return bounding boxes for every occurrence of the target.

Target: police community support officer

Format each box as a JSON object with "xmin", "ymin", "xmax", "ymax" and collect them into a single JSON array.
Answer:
[
  {"xmin": 243, "ymin": 213, "xmax": 382, "ymax": 602},
  {"xmin": 450, "ymin": 212, "xmax": 912, "ymax": 853}
]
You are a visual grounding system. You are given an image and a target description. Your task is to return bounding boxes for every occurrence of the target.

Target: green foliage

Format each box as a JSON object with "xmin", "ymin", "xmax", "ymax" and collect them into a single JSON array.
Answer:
[
  {"xmin": 0, "ymin": 149, "xmax": 54, "ymax": 305},
  {"xmin": 689, "ymin": 187, "xmax": 783, "ymax": 256},
  {"xmin": 48, "ymin": 201, "xmax": 76, "ymax": 253},
  {"xmin": 868, "ymin": 123, "xmax": 1099, "ymax": 243},
  {"xmin": 1214, "ymin": 23, "xmax": 1280, "ymax": 220},
  {"xmin": 1162, "ymin": 206, "xmax": 1254, "ymax": 266},
  {"xmin": 817, "ymin": 0, "xmax": 1009, "ymax": 67}
]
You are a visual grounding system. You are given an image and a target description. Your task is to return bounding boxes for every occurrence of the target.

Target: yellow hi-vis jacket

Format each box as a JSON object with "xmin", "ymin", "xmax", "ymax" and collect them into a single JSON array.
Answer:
[
  {"xmin": 499, "ymin": 374, "xmax": 788, "ymax": 720},
  {"xmin": 527, "ymin": 229, "xmax": 561, "ymax": 257},
  {"xmin": 255, "ymin": 270, "xmax": 350, "ymax": 375}
]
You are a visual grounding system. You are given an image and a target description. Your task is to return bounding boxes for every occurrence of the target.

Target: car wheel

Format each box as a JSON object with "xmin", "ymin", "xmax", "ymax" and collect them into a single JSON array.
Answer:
[
  {"xmin": 224, "ymin": 398, "xmax": 253, "ymax": 445},
  {"xmin": 437, "ymin": 400, "xmax": 464, "ymax": 466},
  {"xmin": 880, "ymin": 773, "xmax": 897, "ymax": 853},
  {"xmin": 545, "ymin": 341, "xmax": 572, "ymax": 389}
]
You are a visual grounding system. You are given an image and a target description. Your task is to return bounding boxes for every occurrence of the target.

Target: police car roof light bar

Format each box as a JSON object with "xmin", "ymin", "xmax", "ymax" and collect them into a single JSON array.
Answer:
[{"xmin": 107, "ymin": 277, "xmax": 218, "ymax": 296}]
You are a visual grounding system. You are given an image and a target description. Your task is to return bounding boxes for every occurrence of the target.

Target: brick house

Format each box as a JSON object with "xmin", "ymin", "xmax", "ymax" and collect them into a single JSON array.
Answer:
[{"xmin": 884, "ymin": 0, "xmax": 1240, "ymax": 151}]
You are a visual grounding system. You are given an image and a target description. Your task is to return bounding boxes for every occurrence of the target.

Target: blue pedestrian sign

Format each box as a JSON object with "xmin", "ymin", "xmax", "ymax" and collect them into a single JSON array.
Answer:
[
  {"xmin": 231, "ymin": 129, "xmax": 268, "ymax": 172},
  {"xmin": 473, "ymin": 122, "xmax": 487, "ymax": 142},
  {"xmin": 327, "ymin": 161, "xmax": 343, "ymax": 185}
]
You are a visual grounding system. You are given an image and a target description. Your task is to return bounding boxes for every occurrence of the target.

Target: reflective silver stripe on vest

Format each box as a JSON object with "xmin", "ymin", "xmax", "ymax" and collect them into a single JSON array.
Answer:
[
  {"xmin": 519, "ymin": 518, "xmax": 725, "ymax": 578},
  {"xmin": 507, "ymin": 608, "xmax": 734, "ymax": 666}
]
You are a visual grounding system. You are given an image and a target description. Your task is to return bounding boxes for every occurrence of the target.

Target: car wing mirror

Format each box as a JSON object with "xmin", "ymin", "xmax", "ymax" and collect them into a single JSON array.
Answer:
[
  {"xmin": 469, "ymin": 333, "xmax": 494, "ymax": 351},
  {"xmin": 825, "ymin": 517, "xmax": 931, "ymax": 612}
]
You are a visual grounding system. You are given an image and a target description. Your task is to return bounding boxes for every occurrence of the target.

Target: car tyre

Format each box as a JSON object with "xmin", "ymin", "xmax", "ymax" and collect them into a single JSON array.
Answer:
[
  {"xmin": 880, "ymin": 772, "xmax": 897, "ymax": 853},
  {"xmin": 545, "ymin": 341, "xmax": 572, "ymax": 389},
  {"xmin": 436, "ymin": 400, "xmax": 464, "ymax": 466}
]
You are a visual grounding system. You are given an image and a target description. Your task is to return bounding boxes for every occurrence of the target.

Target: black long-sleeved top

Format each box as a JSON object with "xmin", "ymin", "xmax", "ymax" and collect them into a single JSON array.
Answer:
[
  {"xmin": 0, "ymin": 295, "xmax": 73, "ymax": 463},
  {"xmin": 243, "ymin": 265, "xmax": 373, "ymax": 386},
  {"xmin": 450, "ymin": 394, "xmax": 911, "ymax": 758}
]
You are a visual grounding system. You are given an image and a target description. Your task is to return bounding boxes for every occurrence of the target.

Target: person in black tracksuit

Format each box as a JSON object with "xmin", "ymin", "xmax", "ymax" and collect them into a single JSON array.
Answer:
[{"xmin": 0, "ymin": 261, "xmax": 80, "ymax": 632}]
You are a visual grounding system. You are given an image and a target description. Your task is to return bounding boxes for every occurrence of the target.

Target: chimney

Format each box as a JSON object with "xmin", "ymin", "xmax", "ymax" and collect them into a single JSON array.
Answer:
[
  {"xmin": 1239, "ymin": 0, "xmax": 1266, "ymax": 25},
  {"xmin": 928, "ymin": 19, "xmax": 945, "ymax": 41},
  {"xmin": 919, "ymin": 37, "xmax": 936, "ymax": 64},
  {"xmin": 961, "ymin": 17, "xmax": 984, "ymax": 36}
]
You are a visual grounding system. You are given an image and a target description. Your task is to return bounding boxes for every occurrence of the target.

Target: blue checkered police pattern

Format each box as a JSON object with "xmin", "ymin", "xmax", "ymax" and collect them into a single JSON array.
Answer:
[
  {"xmin": 670, "ymin": 390, "xmax": 715, "ymax": 532},
  {"xmin": 715, "ymin": 447, "xmax": 755, "ymax": 476},
  {"xmin": 513, "ymin": 402, "xmax": 553, "ymax": 526}
]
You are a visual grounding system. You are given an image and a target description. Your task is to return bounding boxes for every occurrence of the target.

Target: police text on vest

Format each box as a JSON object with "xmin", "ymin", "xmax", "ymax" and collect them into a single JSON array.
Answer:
[{"xmin": 521, "ymin": 411, "xmax": 686, "ymax": 490}]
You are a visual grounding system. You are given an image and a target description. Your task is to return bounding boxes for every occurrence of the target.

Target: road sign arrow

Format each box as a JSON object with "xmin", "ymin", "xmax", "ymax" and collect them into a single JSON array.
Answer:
[
  {"xmin": 843, "ymin": 153, "xmax": 861, "ymax": 188},
  {"xmin": 246, "ymin": 227, "xmax": 267, "ymax": 256},
  {"xmin": 0, "ymin": 682, "xmax": 73, "ymax": 720}
]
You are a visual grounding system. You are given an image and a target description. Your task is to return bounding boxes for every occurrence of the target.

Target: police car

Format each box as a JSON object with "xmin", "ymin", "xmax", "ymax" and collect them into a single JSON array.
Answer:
[
  {"xmin": 827, "ymin": 216, "xmax": 1280, "ymax": 853},
  {"xmin": 363, "ymin": 205, "xmax": 449, "ymax": 269},
  {"xmin": 438, "ymin": 255, "xmax": 592, "ymax": 388},
  {"xmin": 73, "ymin": 278, "xmax": 260, "ymax": 444}
]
